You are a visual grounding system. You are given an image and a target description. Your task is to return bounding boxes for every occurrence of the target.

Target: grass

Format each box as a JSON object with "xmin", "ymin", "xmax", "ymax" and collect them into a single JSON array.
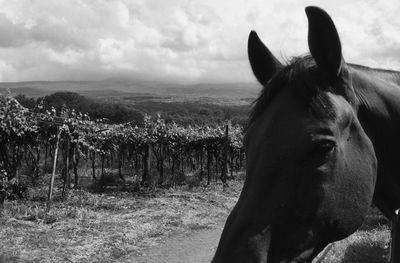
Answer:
[
  {"xmin": 315, "ymin": 226, "xmax": 390, "ymax": 263},
  {"xmin": 0, "ymin": 176, "xmax": 243, "ymax": 263},
  {"xmin": 0, "ymin": 173, "xmax": 394, "ymax": 263},
  {"xmin": 315, "ymin": 208, "xmax": 391, "ymax": 263}
]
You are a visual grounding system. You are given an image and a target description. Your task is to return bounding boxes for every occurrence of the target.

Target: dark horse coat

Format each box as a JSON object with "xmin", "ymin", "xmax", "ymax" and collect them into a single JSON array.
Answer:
[{"xmin": 212, "ymin": 6, "xmax": 400, "ymax": 263}]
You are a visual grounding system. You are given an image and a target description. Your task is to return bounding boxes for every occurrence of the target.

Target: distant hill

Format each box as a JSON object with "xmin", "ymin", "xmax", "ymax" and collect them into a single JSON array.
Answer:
[{"xmin": 0, "ymin": 79, "xmax": 261, "ymax": 105}]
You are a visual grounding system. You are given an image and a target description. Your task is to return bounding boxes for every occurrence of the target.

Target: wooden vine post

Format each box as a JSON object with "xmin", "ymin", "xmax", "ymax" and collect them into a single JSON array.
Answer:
[
  {"xmin": 199, "ymin": 148, "xmax": 203, "ymax": 181},
  {"xmin": 61, "ymin": 138, "xmax": 70, "ymax": 198},
  {"xmin": 220, "ymin": 124, "xmax": 229, "ymax": 188},
  {"xmin": 91, "ymin": 150, "xmax": 96, "ymax": 179},
  {"xmin": 206, "ymin": 149, "xmax": 211, "ymax": 186},
  {"xmin": 141, "ymin": 143, "xmax": 152, "ymax": 187},
  {"xmin": 47, "ymin": 127, "xmax": 62, "ymax": 212},
  {"xmin": 391, "ymin": 208, "xmax": 400, "ymax": 263}
]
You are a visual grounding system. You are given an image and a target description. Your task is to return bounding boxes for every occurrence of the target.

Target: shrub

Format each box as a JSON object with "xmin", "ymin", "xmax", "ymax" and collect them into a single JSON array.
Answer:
[
  {"xmin": 0, "ymin": 170, "xmax": 28, "ymax": 203},
  {"xmin": 186, "ymin": 175, "xmax": 201, "ymax": 189}
]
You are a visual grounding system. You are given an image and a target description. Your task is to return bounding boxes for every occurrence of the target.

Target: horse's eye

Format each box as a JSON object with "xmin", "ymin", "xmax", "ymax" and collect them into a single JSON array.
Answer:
[{"xmin": 313, "ymin": 140, "xmax": 336, "ymax": 156}]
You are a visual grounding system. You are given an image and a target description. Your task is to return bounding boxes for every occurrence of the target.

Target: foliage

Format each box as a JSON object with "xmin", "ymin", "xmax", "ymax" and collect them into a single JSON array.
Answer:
[
  {"xmin": 14, "ymin": 91, "xmax": 249, "ymax": 126},
  {"xmin": 16, "ymin": 91, "xmax": 144, "ymax": 124},
  {"xmin": 0, "ymin": 93, "xmax": 245, "ymax": 189},
  {"xmin": 0, "ymin": 170, "xmax": 27, "ymax": 202}
]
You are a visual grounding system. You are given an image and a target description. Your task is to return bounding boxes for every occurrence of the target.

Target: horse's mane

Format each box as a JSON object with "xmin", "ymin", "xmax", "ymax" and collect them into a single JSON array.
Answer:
[
  {"xmin": 349, "ymin": 63, "xmax": 400, "ymax": 75},
  {"xmin": 247, "ymin": 55, "xmax": 335, "ymax": 130},
  {"xmin": 349, "ymin": 63, "xmax": 400, "ymax": 86}
]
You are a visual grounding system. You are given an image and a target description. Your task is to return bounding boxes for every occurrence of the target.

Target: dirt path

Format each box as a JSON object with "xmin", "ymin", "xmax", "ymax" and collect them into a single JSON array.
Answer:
[{"xmin": 120, "ymin": 222, "xmax": 225, "ymax": 263}]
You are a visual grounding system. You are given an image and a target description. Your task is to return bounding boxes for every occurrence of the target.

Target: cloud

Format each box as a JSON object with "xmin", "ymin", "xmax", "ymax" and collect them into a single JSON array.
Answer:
[{"xmin": 0, "ymin": 0, "xmax": 398, "ymax": 83}]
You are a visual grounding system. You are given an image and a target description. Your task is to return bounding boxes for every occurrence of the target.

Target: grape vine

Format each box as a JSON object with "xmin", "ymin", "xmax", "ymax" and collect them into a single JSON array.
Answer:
[{"xmin": 0, "ymin": 93, "xmax": 245, "ymax": 195}]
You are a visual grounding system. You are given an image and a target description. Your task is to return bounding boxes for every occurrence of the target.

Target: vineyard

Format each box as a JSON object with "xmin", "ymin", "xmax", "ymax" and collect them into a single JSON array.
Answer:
[{"xmin": 0, "ymin": 93, "xmax": 245, "ymax": 206}]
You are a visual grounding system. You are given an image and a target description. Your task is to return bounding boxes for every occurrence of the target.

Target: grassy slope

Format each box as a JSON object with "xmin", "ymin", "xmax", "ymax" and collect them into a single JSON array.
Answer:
[
  {"xmin": 0, "ymin": 180, "xmax": 242, "ymax": 263},
  {"xmin": 0, "ymin": 178, "xmax": 392, "ymax": 263}
]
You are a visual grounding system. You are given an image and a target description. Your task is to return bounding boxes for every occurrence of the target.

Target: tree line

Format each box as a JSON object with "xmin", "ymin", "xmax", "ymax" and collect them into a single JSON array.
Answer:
[{"xmin": 14, "ymin": 91, "xmax": 250, "ymax": 126}]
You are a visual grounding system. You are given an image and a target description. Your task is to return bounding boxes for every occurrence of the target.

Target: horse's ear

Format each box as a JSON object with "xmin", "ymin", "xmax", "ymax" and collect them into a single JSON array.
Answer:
[
  {"xmin": 306, "ymin": 6, "xmax": 344, "ymax": 77},
  {"xmin": 248, "ymin": 31, "xmax": 282, "ymax": 86}
]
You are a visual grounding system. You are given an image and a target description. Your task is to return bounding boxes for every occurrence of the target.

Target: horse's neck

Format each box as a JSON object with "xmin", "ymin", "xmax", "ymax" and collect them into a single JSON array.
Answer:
[
  {"xmin": 350, "ymin": 64, "xmax": 400, "ymax": 86},
  {"xmin": 351, "ymin": 64, "xmax": 400, "ymax": 159},
  {"xmin": 351, "ymin": 65, "xmax": 400, "ymax": 122},
  {"xmin": 350, "ymin": 65, "xmax": 400, "ymax": 216},
  {"xmin": 351, "ymin": 65, "xmax": 400, "ymax": 161}
]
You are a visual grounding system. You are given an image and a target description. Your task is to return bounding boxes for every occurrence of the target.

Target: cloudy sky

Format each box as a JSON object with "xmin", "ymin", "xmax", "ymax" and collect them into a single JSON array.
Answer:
[{"xmin": 0, "ymin": 0, "xmax": 399, "ymax": 83}]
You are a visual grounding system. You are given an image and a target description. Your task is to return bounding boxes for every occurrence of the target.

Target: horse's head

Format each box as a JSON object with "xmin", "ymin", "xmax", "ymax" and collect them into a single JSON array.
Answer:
[{"xmin": 212, "ymin": 6, "xmax": 377, "ymax": 263}]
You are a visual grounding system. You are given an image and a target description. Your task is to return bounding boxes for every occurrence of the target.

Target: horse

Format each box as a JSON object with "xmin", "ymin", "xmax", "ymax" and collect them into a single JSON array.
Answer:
[{"xmin": 212, "ymin": 6, "xmax": 400, "ymax": 263}]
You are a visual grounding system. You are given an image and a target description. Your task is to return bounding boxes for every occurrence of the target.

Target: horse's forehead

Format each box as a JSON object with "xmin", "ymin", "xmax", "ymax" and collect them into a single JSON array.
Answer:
[
  {"xmin": 245, "ymin": 88, "xmax": 309, "ymax": 145},
  {"xmin": 324, "ymin": 92, "xmax": 354, "ymax": 122},
  {"xmin": 246, "ymin": 90, "xmax": 352, "ymax": 145}
]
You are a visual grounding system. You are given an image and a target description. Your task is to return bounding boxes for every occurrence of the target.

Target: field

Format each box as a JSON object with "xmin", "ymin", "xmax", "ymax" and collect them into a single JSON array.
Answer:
[
  {"xmin": 0, "ymin": 79, "xmax": 260, "ymax": 106},
  {"xmin": 0, "ymin": 175, "xmax": 243, "ymax": 263},
  {"xmin": 0, "ymin": 172, "xmax": 393, "ymax": 263}
]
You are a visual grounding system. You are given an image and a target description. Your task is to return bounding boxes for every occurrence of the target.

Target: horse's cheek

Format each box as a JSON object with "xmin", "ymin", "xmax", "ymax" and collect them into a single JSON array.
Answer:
[
  {"xmin": 348, "ymin": 126, "xmax": 378, "ymax": 206},
  {"xmin": 315, "ymin": 138, "xmax": 376, "ymax": 239},
  {"xmin": 336, "ymin": 137, "xmax": 377, "ymax": 230}
]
